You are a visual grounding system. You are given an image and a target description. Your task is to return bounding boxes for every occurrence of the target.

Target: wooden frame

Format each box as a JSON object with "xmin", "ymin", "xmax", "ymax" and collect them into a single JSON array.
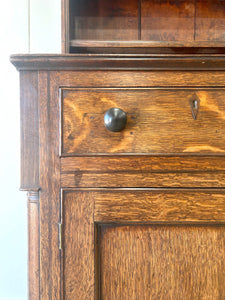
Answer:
[{"xmin": 61, "ymin": 0, "xmax": 69, "ymax": 53}]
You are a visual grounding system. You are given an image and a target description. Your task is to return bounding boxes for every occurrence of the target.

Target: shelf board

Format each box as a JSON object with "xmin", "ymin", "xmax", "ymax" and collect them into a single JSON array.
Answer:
[{"xmin": 70, "ymin": 40, "xmax": 225, "ymax": 48}]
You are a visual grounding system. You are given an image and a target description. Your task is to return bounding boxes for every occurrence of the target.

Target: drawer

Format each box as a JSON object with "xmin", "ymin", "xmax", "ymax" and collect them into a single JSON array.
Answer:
[{"xmin": 61, "ymin": 88, "xmax": 225, "ymax": 155}]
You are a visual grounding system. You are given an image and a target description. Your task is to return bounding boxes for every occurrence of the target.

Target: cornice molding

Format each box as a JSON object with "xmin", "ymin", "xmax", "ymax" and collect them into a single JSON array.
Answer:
[{"xmin": 10, "ymin": 54, "xmax": 225, "ymax": 71}]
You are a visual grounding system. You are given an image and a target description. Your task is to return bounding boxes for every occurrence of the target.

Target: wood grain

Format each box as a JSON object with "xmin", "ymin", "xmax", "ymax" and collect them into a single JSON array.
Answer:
[
  {"xmin": 61, "ymin": 156, "xmax": 225, "ymax": 172},
  {"xmin": 10, "ymin": 54, "xmax": 225, "ymax": 71},
  {"xmin": 61, "ymin": 0, "xmax": 69, "ymax": 53},
  {"xmin": 27, "ymin": 191, "xmax": 39, "ymax": 300},
  {"xmin": 63, "ymin": 0, "xmax": 225, "ymax": 52},
  {"xmin": 62, "ymin": 88, "xmax": 225, "ymax": 154},
  {"xmin": 20, "ymin": 71, "xmax": 39, "ymax": 190},
  {"xmin": 61, "ymin": 156, "xmax": 225, "ymax": 188},
  {"xmin": 100, "ymin": 224, "xmax": 225, "ymax": 299},
  {"xmin": 69, "ymin": 41, "xmax": 225, "ymax": 54},
  {"xmin": 141, "ymin": 0, "xmax": 195, "ymax": 41},
  {"xmin": 13, "ymin": 43, "xmax": 225, "ymax": 300},
  {"xmin": 39, "ymin": 72, "xmax": 61, "ymax": 299},
  {"xmin": 61, "ymin": 172, "xmax": 225, "ymax": 188},
  {"xmin": 94, "ymin": 189, "xmax": 225, "ymax": 223},
  {"xmin": 56, "ymin": 70, "xmax": 225, "ymax": 87},
  {"xmin": 196, "ymin": 0, "xmax": 225, "ymax": 41},
  {"xmin": 63, "ymin": 191, "xmax": 95, "ymax": 299},
  {"xmin": 72, "ymin": 0, "xmax": 138, "ymax": 41},
  {"xmin": 69, "ymin": 40, "xmax": 225, "ymax": 48}
]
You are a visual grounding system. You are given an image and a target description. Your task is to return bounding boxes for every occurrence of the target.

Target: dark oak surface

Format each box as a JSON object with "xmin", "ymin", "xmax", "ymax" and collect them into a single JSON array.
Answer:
[
  {"xmin": 62, "ymin": 0, "xmax": 225, "ymax": 53},
  {"xmin": 196, "ymin": 0, "xmax": 225, "ymax": 41},
  {"xmin": 13, "ymin": 1, "xmax": 225, "ymax": 299},
  {"xmin": 62, "ymin": 88, "xmax": 225, "ymax": 155},
  {"xmin": 63, "ymin": 191, "xmax": 95, "ymax": 299},
  {"xmin": 10, "ymin": 54, "xmax": 225, "ymax": 71},
  {"xmin": 61, "ymin": 156, "xmax": 225, "ymax": 188},
  {"xmin": 20, "ymin": 71, "xmax": 39, "ymax": 190},
  {"xmin": 56, "ymin": 70, "xmax": 225, "ymax": 87},
  {"xmin": 94, "ymin": 189, "xmax": 225, "ymax": 223},
  {"xmin": 13, "ymin": 54, "xmax": 225, "ymax": 299},
  {"xmin": 62, "ymin": 190, "xmax": 225, "ymax": 299},
  {"xmin": 61, "ymin": 155, "xmax": 225, "ymax": 188},
  {"xmin": 61, "ymin": 171, "xmax": 225, "ymax": 188},
  {"xmin": 100, "ymin": 224, "xmax": 225, "ymax": 299},
  {"xmin": 69, "ymin": 40, "xmax": 225, "ymax": 48},
  {"xmin": 141, "ymin": 0, "xmax": 195, "ymax": 41},
  {"xmin": 72, "ymin": 0, "xmax": 139, "ymax": 41},
  {"xmin": 61, "ymin": 156, "xmax": 225, "ymax": 172},
  {"xmin": 38, "ymin": 72, "xmax": 61, "ymax": 299}
]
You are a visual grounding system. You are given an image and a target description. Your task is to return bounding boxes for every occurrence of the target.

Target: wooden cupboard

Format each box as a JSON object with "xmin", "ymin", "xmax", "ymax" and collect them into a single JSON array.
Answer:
[{"xmin": 11, "ymin": 0, "xmax": 225, "ymax": 299}]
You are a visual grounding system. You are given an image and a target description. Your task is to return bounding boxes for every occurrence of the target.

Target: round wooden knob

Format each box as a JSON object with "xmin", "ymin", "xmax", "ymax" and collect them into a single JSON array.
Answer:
[{"xmin": 104, "ymin": 108, "xmax": 127, "ymax": 132}]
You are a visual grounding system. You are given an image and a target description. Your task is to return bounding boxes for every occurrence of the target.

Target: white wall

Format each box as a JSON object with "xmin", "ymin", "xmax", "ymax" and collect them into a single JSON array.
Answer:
[
  {"xmin": 30, "ymin": 0, "xmax": 61, "ymax": 53},
  {"xmin": 0, "ymin": 0, "xmax": 60, "ymax": 299}
]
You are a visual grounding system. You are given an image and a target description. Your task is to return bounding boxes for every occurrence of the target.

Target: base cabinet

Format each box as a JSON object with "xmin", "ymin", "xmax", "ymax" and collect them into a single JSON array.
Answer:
[{"xmin": 10, "ymin": 55, "xmax": 225, "ymax": 299}]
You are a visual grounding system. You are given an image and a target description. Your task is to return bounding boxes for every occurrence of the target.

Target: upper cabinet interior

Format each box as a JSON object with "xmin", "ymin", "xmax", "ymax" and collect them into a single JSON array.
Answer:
[{"xmin": 62, "ymin": 0, "xmax": 225, "ymax": 53}]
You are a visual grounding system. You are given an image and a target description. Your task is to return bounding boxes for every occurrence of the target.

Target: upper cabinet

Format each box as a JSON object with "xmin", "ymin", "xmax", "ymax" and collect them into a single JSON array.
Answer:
[{"xmin": 62, "ymin": 0, "xmax": 225, "ymax": 53}]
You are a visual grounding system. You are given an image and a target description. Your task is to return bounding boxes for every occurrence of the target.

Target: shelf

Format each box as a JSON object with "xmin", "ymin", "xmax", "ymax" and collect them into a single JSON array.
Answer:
[
  {"xmin": 63, "ymin": 0, "xmax": 225, "ymax": 53},
  {"xmin": 70, "ymin": 40, "xmax": 225, "ymax": 48},
  {"xmin": 69, "ymin": 40, "xmax": 225, "ymax": 54}
]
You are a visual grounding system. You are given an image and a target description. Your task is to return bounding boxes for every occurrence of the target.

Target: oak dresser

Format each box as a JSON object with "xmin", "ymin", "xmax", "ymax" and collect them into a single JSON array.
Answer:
[{"xmin": 11, "ymin": 0, "xmax": 225, "ymax": 299}]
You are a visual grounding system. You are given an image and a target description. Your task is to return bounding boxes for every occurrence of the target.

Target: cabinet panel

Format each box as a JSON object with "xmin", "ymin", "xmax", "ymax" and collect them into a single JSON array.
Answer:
[
  {"xmin": 196, "ymin": 0, "xmax": 225, "ymax": 41},
  {"xmin": 100, "ymin": 224, "xmax": 225, "ymax": 300},
  {"xmin": 63, "ymin": 191, "xmax": 95, "ymax": 299},
  {"xmin": 62, "ymin": 190, "xmax": 225, "ymax": 299},
  {"xmin": 141, "ymin": 0, "xmax": 195, "ymax": 41},
  {"xmin": 71, "ymin": 0, "xmax": 139, "ymax": 41}
]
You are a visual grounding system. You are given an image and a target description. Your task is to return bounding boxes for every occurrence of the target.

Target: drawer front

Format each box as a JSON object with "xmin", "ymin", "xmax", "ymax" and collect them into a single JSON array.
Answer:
[{"xmin": 61, "ymin": 88, "xmax": 225, "ymax": 155}]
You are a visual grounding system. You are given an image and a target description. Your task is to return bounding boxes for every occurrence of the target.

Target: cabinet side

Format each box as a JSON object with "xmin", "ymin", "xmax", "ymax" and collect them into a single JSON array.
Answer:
[
  {"xmin": 20, "ymin": 71, "xmax": 40, "ymax": 299},
  {"xmin": 20, "ymin": 71, "xmax": 39, "ymax": 190}
]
